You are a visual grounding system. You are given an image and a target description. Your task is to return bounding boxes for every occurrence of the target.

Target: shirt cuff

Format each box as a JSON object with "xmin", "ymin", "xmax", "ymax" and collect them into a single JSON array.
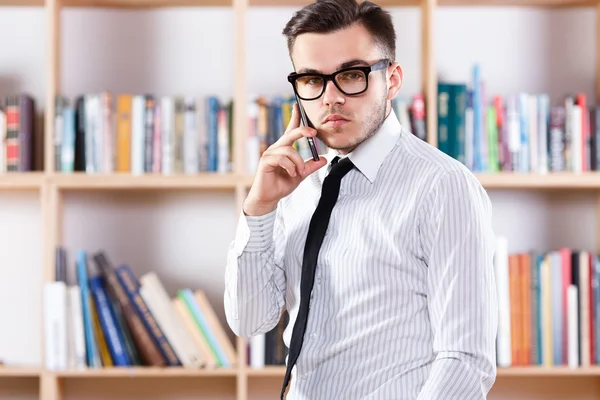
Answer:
[{"xmin": 233, "ymin": 207, "xmax": 278, "ymax": 255}]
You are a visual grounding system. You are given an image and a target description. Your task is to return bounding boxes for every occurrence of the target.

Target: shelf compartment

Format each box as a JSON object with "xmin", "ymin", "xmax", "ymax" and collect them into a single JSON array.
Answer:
[
  {"xmin": 0, "ymin": 172, "xmax": 45, "ymax": 190},
  {"xmin": 53, "ymin": 367, "xmax": 238, "ymax": 378},
  {"xmin": 50, "ymin": 172, "xmax": 240, "ymax": 190}
]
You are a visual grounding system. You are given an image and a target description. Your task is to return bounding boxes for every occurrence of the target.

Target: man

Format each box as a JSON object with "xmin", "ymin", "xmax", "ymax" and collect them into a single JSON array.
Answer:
[{"xmin": 224, "ymin": 0, "xmax": 498, "ymax": 399}]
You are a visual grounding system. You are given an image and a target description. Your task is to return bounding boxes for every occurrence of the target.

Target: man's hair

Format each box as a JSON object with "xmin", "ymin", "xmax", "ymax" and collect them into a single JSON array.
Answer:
[{"xmin": 282, "ymin": 0, "xmax": 396, "ymax": 63}]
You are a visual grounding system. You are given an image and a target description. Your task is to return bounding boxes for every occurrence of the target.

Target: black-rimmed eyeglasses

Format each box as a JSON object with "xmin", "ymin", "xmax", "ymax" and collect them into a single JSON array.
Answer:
[{"xmin": 287, "ymin": 59, "xmax": 391, "ymax": 101}]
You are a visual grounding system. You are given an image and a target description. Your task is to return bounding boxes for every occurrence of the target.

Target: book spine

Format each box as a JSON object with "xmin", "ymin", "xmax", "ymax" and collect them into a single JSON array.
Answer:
[
  {"xmin": 93, "ymin": 253, "xmax": 166, "ymax": 367},
  {"xmin": 144, "ymin": 95, "xmax": 154, "ymax": 173},
  {"xmin": 76, "ymin": 251, "xmax": 102, "ymax": 367},
  {"xmin": 89, "ymin": 275, "xmax": 131, "ymax": 366},
  {"xmin": 114, "ymin": 264, "xmax": 180, "ymax": 366}
]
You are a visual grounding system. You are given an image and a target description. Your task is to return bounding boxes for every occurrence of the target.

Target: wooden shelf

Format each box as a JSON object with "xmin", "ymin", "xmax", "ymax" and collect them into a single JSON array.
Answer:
[
  {"xmin": 249, "ymin": 0, "xmax": 420, "ymax": 5},
  {"xmin": 0, "ymin": 0, "xmax": 43, "ymax": 5},
  {"xmin": 3, "ymin": 0, "xmax": 594, "ymax": 7},
  {"xmin": 497, "ymin": 366, "xmax": 600, "ymax": 376},
  {"xmin": 61, "ymin": 0, "xmax": 232, "ymax": 7},
  {"xmin": 243, "ymin": 365, "xmax": 600, "ymax": 378},
  {"xmin": 0, "ymin": 172, "xmax": 45, "ymax": 190},
  {"xmin": 241, "ymin": 172, "xmax": 600, "ymax": 190},
  {"xmin": 2, "ymin": 171, "xmax": 600, "ymax": 192},
  {"xmin": 49, "ymin": 172, "xmax": 240, "ymax": 190},
  {"xmin": 4, "ymin": 365, "xmax": 600, "ymax": 379},
  {"xmin": 0, "ymin": 366, "xmax": 40, "ymax": 377},
  {"xmin": 245, "ymin": 365, "xmax": 285, "ymax": 377},
  {"xmin": 53, "ymin": 367, "xmax": 237, "ymax": 378},
  {"xmin": 439, "ymin": 0, "xmax": 596, "ymax": 6},
  {"xmin": 475, "ymin": 172, "xmax": 600, "ymax": 189}
]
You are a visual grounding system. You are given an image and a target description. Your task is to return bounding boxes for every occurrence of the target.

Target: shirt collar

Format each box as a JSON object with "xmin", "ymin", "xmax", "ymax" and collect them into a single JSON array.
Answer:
[{"xmin": 323, "ymin": 108, "xmax": 402, "ymax": 183}]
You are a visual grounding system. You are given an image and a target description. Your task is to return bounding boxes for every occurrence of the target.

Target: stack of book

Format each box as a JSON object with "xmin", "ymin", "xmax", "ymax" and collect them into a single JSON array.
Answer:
[
  {"xmin": 437, "ymin": 64, "xmax": 600, "ymax": 174},
  {"xmin": 0, "ymin": 93, "xmax": 44, "ymax": 173},
  {"xmin": 52, "ymin": 93, "xmax": 233, "ymax": 175},
  {"xmin": 43, "ymin": 248, "xmax": 237, "ymax": 370},
  {"xmin": 245, "ymin": 93, "xmax": 427, "ymax": 174},
  {"xmin": 494, "ymin": 236, "xmax": 600, "ymax": 368}
]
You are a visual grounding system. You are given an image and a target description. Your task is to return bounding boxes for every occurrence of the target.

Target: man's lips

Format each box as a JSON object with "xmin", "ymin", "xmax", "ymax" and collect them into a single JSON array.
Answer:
[{"xmin": 322, "ymin": 114, "xmax": 350, "ymax": 127}]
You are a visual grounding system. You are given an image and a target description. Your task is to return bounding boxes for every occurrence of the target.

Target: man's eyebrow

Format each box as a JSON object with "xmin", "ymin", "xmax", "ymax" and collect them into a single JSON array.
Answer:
[{"xmin": 296, "ymin": 59, "xmax": 370, "ymax": 74}]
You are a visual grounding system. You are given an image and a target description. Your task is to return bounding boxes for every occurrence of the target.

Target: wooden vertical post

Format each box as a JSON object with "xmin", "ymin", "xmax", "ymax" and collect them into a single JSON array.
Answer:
[
  {"xmin": 233, "ymin": 0, "xmax": 249, "ymax": 398},
  {"xmin": 41, "ymin": 0, "xmax": 62, "ymax": 398},
  {"xmin": 234, "ymin": 0, "xmax": 248, "ymax": 178},
  {"xmin": 40, "ymin": 372, "xmax": 61, "ymax": 400},
  {"xmin": 596, "ymin": 0, "xmax": 600, "ymax": 103},
  {"xmin": 45, "ymin": 0, "xmax": 60, "ymax": 174},
  {"xmin": 235, "ymin": 183, "xmax": 248, "ymax": 400},
  {"xmin": 421, "ymin": 0, "xmax": 437, "ymax": 148}
]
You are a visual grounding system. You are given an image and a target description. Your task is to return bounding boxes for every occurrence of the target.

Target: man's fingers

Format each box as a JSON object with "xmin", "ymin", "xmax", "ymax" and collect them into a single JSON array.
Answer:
[
  {"xmin": 284, "ymin": 102, "xmax": 301, "ymax": 134},
  {"xmin": 264, "ymin": 154, "xmax": 299, "ymax": 178},
  {"xmin": 302, "ymin": 156, "xmax": 328, "ymax": 176},
  {"xmin": 275, "ymin": 126, "xmax": 317, "ymax": 147}
]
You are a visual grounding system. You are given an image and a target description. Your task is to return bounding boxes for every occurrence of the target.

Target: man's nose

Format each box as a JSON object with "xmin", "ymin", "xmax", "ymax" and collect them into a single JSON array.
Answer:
[{"xmin": 322, "ymin": 80, "xmax": 345, "ymax": 107}]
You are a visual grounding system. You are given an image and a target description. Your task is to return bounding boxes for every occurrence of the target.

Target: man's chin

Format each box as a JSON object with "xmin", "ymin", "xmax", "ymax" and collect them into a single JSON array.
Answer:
[{"xmin": 319, "ymin": 137, "xmax": 360, "ymax": 154}]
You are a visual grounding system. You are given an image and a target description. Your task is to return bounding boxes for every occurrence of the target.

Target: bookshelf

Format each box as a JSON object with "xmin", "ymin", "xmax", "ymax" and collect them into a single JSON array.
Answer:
[{"xmin": 0, "ymin": 0, "xmax": 600, "ymax": 400}]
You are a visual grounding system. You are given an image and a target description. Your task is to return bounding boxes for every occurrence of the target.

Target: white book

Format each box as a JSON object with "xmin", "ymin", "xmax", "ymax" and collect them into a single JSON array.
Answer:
[
  {"xmin": 537, "ymin": 94, "xmax": 549, "ymax": 174},
  {"xmin": 43, "ymin": 281, "xmax": 68, "ymax": 371},
  {"xmin": 139, "ymin": 272, "xmax": 204, "ymax": 368},
  {"xmin": 217, "ymin": 105, "xmax": 230, "ymax": 173},
  {"xmin": 579, "ymin": 252, "xmax": 590, "ymax": 366},
  {"xmin": 246, "ymin": 100, "xmax": 260, "ymax": 173},
  {"xmin": 131, "ymin": 95, "xmax": 146, "ymax": 175},
  {"xmin": 197, "ymin": 96, "xmax": 207, "ymax": 172},
  {"xmin": 161, "ymin": 96, "xmax": 175, "ymax": 175},
  {"xmin": 184, "ymin": 97, "xmax": 198, "ymax": 174},
  {"xmin": 68, "ymin": 285, "xmax": 86, "ymax": 369},
  {"xmin": 250, "ymin": 334, "xmax": 265, "ymax": 369},
  {"xmin": 464, "ymin": 105, "xmax": 474, "ymax": 171},
  {"xmin": 528, "ymin": 94, "xmax": 538, "ymax": 173},
  {"xmin": 493, "ymin": 235, "xmax": 511, "ymax": 367},
  {"xmin": 84, "ymin": 95, "xmax": 96, "ymax": 173},
  {"xmin": 568, "ymin": 284, "xmax": 579, "ymax": 368}
]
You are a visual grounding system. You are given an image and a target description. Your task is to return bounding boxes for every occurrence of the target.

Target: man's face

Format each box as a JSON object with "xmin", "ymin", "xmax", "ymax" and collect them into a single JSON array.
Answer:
[{"xmin": 290, "ymin": 23, "xmax": 402, "ymax": 154}]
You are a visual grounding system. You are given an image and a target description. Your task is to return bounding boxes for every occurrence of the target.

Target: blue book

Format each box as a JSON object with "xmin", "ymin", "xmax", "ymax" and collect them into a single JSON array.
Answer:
[
  {"xmin": 89, "ymin": 274, "xmax": 131, "ymax": 366},
  {"xmin": 113, "ymin": 264, "xmax": 180, "ymax": 366},
  {"xmin": 76, "ymin": 251, "xmax": 101, "ymax": 367}
]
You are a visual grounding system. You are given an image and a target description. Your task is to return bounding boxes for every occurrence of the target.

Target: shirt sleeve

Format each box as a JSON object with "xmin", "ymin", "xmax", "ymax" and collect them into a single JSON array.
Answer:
[
  {"xmin": 223, "ymin": 205, "xmax": 287, "ymax": 338},
  {"xmin": 416, "ymin": 168, "xmax": 498, "ymax": 400}
]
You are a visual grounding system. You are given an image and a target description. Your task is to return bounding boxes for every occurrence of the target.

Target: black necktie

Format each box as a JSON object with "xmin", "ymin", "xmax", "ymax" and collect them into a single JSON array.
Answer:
[{"xmin": 280, "ymin": 156, "xmax": 355, "ymax": 399}]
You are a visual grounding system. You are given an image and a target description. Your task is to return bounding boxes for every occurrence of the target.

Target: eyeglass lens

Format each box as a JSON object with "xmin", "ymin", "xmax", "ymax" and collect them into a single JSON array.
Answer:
[{"xmin": 295, "ymin": 69, "xmax": 367, "ymax": 99}]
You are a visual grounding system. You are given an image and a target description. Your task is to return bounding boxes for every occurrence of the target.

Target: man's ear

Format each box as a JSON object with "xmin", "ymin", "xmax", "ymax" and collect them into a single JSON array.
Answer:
[{"xmin": 386, "ymin": 62, "xmax": 403, "ymax": 101}]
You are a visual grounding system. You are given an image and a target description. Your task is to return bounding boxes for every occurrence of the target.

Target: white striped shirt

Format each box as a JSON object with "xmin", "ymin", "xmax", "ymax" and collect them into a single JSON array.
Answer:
[{"xmin": 224, "ymin": 109, "xmax": 498, "ymax": 399}]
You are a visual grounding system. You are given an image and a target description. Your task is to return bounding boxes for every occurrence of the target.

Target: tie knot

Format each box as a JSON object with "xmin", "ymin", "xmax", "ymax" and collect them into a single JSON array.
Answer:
[{"xmin": 329, "ymin": 156, "xmax": 354, "ymax": 179}]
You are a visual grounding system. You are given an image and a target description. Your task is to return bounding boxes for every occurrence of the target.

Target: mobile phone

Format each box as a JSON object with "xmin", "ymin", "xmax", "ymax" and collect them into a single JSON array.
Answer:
[{"xmin": 294, "ymin": 95, "xmax": 320, "ymax": 161}]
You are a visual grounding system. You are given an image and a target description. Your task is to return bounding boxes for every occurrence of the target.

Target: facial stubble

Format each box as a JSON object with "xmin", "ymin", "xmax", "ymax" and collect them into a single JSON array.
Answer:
[{"xmin": 317, "ymin": 84, "xmax": 389, "ymax": 154}]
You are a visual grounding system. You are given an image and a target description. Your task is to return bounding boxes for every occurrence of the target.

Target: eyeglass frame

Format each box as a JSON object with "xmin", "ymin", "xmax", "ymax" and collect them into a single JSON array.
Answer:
[{"xmin": 286, "ymin": 59, "xmax": 392, "ymax": 101}]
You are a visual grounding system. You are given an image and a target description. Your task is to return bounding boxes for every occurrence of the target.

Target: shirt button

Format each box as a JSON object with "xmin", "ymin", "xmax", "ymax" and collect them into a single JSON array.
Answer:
[
  {"xmin": 317, "ymin": 278, "xmax": 322, "ymax": 285},
  {"xmin": 302, "ymin": 373, "xmax": 308, "ymax": 380},
  {"xmin": 310, "ymin": 332, "xmax": 317, "ymax": 339}
]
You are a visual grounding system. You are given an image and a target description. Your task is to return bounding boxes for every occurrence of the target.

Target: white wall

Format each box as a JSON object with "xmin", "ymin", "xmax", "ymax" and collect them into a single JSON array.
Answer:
[{"xmin": 0, "ymin": 4, "xmax": 598, "ymax": 400}]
